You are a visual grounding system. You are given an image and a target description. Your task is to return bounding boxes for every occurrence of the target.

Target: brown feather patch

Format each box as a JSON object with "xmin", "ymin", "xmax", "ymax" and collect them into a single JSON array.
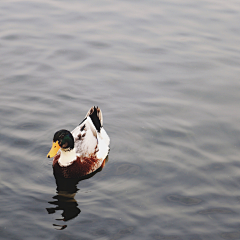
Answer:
[{"xmin": 53, "ymin": 153, "xmax": 104, "ymax": 179}]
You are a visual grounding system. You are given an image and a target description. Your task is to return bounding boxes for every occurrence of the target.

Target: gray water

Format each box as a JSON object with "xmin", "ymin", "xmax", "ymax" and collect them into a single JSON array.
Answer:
[{"xmin": 1, "ymin": 0, "xmax": 240, "ymax": 239}]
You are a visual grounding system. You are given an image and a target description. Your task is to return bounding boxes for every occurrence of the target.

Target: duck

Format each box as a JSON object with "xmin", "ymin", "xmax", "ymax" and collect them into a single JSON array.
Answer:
[{"xmin": 47, "ymin": 106, "xmax": 110, "ymax": 178}]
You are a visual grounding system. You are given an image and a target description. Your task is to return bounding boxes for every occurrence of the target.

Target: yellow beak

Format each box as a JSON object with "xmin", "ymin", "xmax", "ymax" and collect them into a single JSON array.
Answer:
[{"xmin": 47, "ymin": 141, "xmax": 61, "ymax": 158}]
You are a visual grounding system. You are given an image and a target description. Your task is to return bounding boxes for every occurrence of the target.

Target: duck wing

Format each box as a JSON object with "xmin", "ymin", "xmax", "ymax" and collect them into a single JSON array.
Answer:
[{"xmin": 71, "ymin": 107, "xmax": 109, "ymax": 159}]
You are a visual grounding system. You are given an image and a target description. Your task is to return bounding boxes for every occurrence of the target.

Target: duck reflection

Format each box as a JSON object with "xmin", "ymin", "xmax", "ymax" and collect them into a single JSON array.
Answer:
[{"xmin": 46, "ymin": 158, "xmax": 108, "ymax": 230}]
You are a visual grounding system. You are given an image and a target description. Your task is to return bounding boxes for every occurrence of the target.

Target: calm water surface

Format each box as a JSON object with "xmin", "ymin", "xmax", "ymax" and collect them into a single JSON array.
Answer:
[{"xmin": 1, "ymin": 0, "xmax": 240, "ymax": 239}]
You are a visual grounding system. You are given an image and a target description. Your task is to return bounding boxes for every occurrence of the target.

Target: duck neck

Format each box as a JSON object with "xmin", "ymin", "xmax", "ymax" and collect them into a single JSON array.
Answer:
[{"xmin": 58, "ymin": 148, "xmax": 77, "ymax": 167}]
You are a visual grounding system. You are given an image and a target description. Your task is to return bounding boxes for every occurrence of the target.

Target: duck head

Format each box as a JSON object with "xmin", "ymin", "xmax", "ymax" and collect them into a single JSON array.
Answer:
[{"xmin": 47, "ymin": 130, "xmax": 74, "ymax": 158}]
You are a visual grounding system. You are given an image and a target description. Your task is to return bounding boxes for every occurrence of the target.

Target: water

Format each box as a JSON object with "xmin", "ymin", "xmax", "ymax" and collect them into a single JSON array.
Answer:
[{"xmin": 1, "ymin": 0, "xmax": 240, "ymax": 239}]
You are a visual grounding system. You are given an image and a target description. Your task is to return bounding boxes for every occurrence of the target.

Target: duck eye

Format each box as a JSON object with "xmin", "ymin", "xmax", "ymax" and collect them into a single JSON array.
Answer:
[{"xmin": 62, "ymin": 142, "xmax": 68, "ymax": 148}]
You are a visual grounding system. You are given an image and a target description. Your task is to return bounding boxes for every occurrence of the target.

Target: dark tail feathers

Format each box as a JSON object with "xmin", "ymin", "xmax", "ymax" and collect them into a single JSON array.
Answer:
[{"xmin": 85, "ymin": 106, "xmax": 103, "ymax": 132}]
